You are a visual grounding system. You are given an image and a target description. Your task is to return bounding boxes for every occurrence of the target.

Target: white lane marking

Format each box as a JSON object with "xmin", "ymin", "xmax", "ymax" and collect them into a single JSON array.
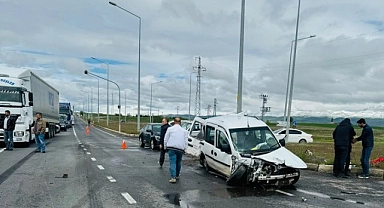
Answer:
[
  {"xmin": 275, "ymin": 190, "xmax": 294, "ymax": 196},
  {"xmin": 107, "ymin": 176, "xmax": 117, "ymax": 183},
  {"xmin": 121, "ymin": 192, "xmax": 137, "ymax": 204},
  {"xmin": 0, "ymin": 148, "xmax": 5, "ymax": 153},
  {"xmin": 97, "ymin": 165, "xmax": 105, "ymax": 170},
  {"xmin": 86, "ymin": 152, "xmax": 91, "ymax": 155},
  {"xmin": 81, "ymin": 145, "xmax": 84, "ymax": 148},
  {"xmin": 91, "ymin": 157, "xmax": 97, "ymax": 161},
  {"xmin": 83, "ymin": 148, "xmax": 87, "ymax": 150}
]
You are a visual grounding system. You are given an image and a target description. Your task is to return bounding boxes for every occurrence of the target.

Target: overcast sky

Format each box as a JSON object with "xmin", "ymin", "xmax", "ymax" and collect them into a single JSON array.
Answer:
[{"xmin": 1, "ymin": 0, "xmax": 384, "ymax": 118}]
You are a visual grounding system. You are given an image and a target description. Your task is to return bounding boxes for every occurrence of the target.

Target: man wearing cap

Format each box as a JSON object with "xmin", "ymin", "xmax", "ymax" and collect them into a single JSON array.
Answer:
[
  {"xmin": 0, "ymin": 110, "xmax": 19, "ymax": 151},
  {"xmin": 353, "ymin": 118, "xmax": 374, "ymax": 179}
]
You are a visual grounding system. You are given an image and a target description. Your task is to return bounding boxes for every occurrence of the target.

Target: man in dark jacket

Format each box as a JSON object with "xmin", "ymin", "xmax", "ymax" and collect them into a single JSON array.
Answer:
[
  {"xmin": 353, "ymin": 118, "xmax": 374, "ymax": 179},
  {"xmin": 332, "ymin": 118, "xmax": 356, "ymax": 178},
  {"xmin": 0, "ymin": 110, "xmax": 20, "ymax": 151},
  {"xmin": 159, "ymin": 118, "xmax": 170, "ymax": 168}
]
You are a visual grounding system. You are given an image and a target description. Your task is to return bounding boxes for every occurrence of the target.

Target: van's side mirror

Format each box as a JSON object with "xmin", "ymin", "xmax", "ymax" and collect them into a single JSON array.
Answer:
[
  {"xmin": 146, "ymin": 129, "xmax": 152, "ymax": 133},
  {"xmin": 221, "ymin": 144, "xmax": 232, "ymax": 154},
  {"xmin": 279, "ymin": 138, "xmax": 286, "ymax": 147}
]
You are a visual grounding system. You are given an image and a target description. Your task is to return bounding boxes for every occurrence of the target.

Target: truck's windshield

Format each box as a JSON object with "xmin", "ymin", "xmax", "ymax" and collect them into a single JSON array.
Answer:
[
  {"xmin": 229, "ymin": 126, "xmax": 280, "ymax": 154},
  {"xmin": 0, "ymin": 87, "xmax": 22, "ymax": 103}
]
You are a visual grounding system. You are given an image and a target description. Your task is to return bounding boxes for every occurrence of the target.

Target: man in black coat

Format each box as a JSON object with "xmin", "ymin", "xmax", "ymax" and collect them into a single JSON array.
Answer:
[
  {"xmin": 159, "ymin": 118, "xmax": 170, "ymax": 168},
  {"xmin": 332, "ymin": 118, "xmax": 356, "ymax": 178},
  {"xmin": 0, "ymin": 110, "xmax": 20, "ymax": 151}
]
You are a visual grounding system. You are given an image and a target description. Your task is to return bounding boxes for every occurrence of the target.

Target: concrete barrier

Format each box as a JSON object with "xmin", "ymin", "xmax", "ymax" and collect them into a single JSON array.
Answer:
[
  {"xmin": 317, "ymin": 164, "xmax": 333, "ymax": 173},
  {"xmin": 306, "ymin": 163, "xmax": 319, "ymax": 171}
]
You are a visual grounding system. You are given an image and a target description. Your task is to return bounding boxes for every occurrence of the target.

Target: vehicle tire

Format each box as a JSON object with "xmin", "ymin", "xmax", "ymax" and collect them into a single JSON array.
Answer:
[
  {"xmin": 24, "ymin": 142, "xmax": 30, "ymax": 148},
  {"xmin": 151, "ymin": 139, "xmax": 156, "ymax": 150},
  {"xmin": 199, "ymin": 154, "xmax": 205, "ymax": 167},
  {"xmin": 203, "ymin": 157, "xmax": 211, "ymax": 172},
  {"xmin": 139, "ymin": 137, "xmax": 145, "ymax": 148},
  {"xmin": 227, "ymin": 165, "xmax": 247, "ymax": 186},
  {"xmin": 299, "ymin": 139, "xmax": 307, "ymax": 144},
  {"xmin": 292, "ymin": 170, "xmax": 300, "ymax": 184}
]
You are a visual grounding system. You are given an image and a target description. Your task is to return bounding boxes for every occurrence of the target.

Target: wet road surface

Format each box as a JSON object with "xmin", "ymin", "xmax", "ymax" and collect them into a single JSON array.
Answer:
[{"xmin": 0, "ymin": 119, "xmax": 383, "ymax": 208}]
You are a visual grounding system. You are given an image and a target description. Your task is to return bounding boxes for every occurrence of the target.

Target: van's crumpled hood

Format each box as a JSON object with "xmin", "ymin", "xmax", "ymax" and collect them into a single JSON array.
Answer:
[{"xmin": 251, "ymin": 147, "xmax": 307, "ymax": 169}]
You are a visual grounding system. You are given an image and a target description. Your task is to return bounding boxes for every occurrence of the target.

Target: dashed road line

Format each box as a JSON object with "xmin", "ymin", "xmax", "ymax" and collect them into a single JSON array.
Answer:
[
  {"xmin": 97, "ymin": 165, "xmax": 105, "ymax": 170},
  {"xmin": 121, "ymin": 192, "xmax": 137, "ymax": 204},
  {"xmin": 83, "ymin": 148, "xmax": 87, "ymax": 151},
  {"xmin": 91, "ymin": 157, "xmax": 97, "ymax": 161},
  {"xmin": 0, "ymin": 148, "xmax": 5, "ymax": 153},
  {"xmin": 107, "ymin": 176, "xmax": 116, "ymax": 182},
  {"xmin": 86, "ymin": 152, "xmax": 91, "ymax": 155}
]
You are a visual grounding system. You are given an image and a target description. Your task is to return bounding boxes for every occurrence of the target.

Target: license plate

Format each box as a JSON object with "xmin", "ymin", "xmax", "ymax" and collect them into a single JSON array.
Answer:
[{"xmin": 16, "ymin": 138, "xmax": 22, "ymax": 141}]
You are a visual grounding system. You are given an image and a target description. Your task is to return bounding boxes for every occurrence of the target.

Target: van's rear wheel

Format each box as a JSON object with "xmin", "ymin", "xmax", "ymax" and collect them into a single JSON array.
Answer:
[{"xmin": 203, "ymin": 157, "xmax": 211, "ymax": 172}]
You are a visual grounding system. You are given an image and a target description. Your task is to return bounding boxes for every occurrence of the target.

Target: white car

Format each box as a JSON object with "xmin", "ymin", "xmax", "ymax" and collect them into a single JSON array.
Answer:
[
  {"xmin": 189, "ymin": 114, "xmax": 306, "ymax": 186},
  {"xmin": 273, "ymin": 128, "xmax": 313, "ymax": 143}
]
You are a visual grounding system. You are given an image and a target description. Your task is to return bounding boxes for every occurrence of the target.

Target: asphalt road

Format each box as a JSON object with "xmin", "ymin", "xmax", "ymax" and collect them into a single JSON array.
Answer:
[{"xmin": 0, "ymin": 119, "xmax": 383, "ymax": 208}]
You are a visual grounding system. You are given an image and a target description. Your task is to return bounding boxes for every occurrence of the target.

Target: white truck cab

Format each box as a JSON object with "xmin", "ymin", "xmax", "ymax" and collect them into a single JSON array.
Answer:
[{"xmin": 188, "ymin": 114, "xmax": 307, "ymax": 186}]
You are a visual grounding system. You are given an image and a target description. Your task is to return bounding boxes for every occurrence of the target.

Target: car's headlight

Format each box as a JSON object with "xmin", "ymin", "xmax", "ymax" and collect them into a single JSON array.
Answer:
[{"xmin": 14, "ymin": 131, "xmax": 24, "ymax": 137}]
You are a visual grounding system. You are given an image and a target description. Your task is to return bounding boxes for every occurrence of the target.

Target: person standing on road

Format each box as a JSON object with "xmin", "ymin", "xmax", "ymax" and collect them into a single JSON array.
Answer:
[
  {"xmin": 353, "ymin": 118, "xmax": 374, "ymax": 179},
  {"xmin": 0, "ymin": 110, "xmax": 19, "ymax": 151},
  {"xmin": 344, "ymin": 128, "xmax": 356, "ymax": 176},
  {"xmin": 159, "ymin": 118, "xmax": 170, "ymax": 168},
  {"xmin": 33, "ymin": 112, "xmax": 47, "ymax": 153},
  {"xmin": 164, "ymin": 117, "xmax": 188, "ymax": 183},
  {"xmin": 332, "ymin": 118, "xmax": 356, "ymax": 178}
]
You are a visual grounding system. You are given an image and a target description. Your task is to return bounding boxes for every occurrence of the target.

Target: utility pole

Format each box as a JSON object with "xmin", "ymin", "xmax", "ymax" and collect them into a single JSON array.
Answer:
[
  {"xmin": 206, "ymin": 105, "xmax": 211, "ymax": 117},
  {"xmin": 260, "ymin": 94, "xmax": 271, "ymax": 121},
  {"xmin": 213, "ymin": 98, "xmax": 217, "ymax": 116},
  {"xmin": 194, "ymin": 56, "xmax": 206, "ymax": 116},
  {"xmin": 176, "ymin": 106, "xmax": 179, "ymax": 116}
]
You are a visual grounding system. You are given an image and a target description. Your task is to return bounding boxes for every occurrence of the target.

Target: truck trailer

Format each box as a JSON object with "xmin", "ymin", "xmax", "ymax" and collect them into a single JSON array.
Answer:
[{"xmin": 0, "ymin": 66, "xmax": 59, "ymax": 146}]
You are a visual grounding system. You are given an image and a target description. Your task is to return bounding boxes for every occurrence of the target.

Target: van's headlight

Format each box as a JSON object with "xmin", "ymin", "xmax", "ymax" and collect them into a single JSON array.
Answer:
[{"xmin": 14, "ymin": 131, "xmax": 25, "ymax": 137}]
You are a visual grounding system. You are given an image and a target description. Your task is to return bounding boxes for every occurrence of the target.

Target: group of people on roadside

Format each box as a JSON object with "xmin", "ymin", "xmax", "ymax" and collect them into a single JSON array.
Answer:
[
  {"xmin": 158, "ymin": 117, "xmax": 189, "ymax": 183},
  {"xmin": 0, "ymin": 110, "xmax": 47, "ymax": 153},
  {"xmin": 333, "ymin": 118, "xmax": 374, "ymax": 179}
]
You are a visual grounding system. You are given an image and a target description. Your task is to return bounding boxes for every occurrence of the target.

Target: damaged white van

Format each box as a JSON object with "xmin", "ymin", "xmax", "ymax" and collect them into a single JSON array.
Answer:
[{"xmin": 193, "ymin": 114, "xmax": 307, "ymax": 186}]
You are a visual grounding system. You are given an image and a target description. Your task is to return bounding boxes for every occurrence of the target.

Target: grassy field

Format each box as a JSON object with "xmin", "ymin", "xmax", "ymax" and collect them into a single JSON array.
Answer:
[{"xmin": 83, "ymin": 114, "xmax": 384, "ymax": 169}]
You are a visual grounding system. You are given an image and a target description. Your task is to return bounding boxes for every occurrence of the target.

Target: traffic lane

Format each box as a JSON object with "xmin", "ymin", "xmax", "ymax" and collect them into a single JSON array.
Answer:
[
  {"xmin": 74, "ymin": 126, "xmax": 365, "ymax": 208},
  {"xmin": 0, "ymin": 128, "xmax": 106, "ymax": 208},
  {"xmin": 0, "ymin": 134, "xmax": 62, "ymax": 180}
]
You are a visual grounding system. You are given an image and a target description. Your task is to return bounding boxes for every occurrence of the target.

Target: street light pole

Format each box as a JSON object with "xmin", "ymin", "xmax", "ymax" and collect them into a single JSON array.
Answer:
[
  {"xmin": 285, "ymin": 0, "xmax": 301, "ymax": 141},
  {"xmin": 188, "ymin": 72, "xmax": 197, "ymax": 121},
  {"xmin": 150, "ymin": 81, "xmax": 162, "ymax": 123},
  {"xmin": 85, "ymin": 70, "xmax": 122, "ymax": 132},
  {"xmin": 237, "ymin": 0, "xmax": 246, "ymax": 113},
  {"xmin": 91, "ymin": 57, "xmax": 110, "ymax": 125},
  {"xmin": 109, "ymin": 1, "xmax": 141, "ymax": 132},
  {"xmin": 87, "ymin": 77, "xmax": 101, "ymax": 123},
  {"xmin": 283, "ymin": 35, "xmax": 316, "ymax": 124}
]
